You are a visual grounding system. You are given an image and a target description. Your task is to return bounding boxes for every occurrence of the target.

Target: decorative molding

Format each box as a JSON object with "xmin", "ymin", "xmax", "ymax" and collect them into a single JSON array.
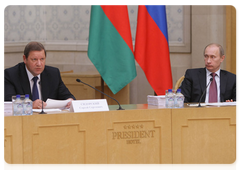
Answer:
[
  {"xmin": 4, "ymin": 5, "xmax": 191, "ymax": 53},
  {"xmin": 168, "ymin": 6, "xmax": 191, "ymax": 53},
  {"xmin": 4, "ymin": 41, "xmax": 88, "ymax": 53}
]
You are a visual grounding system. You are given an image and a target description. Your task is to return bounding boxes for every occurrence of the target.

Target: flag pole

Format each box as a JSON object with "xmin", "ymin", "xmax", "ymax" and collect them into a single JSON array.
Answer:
[{"xmin": 101, "ymin": 77, "xmax": 104, "ymax": 99}]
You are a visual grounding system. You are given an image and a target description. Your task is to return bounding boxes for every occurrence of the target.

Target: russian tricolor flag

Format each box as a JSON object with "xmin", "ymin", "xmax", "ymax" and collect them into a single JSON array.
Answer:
[{"xmin": 135, "ymin": 5, "xmax": 173, "ymax": 95}]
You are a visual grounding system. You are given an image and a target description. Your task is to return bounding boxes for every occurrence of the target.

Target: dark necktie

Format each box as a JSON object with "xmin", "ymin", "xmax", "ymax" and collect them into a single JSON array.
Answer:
[
  {"xmin": 209, "ymin": 73, "xmax": 217, "ymax": 102},
  {"xmin": 32, "ymin": 76, "xmax": 39, "ymax": 101}
]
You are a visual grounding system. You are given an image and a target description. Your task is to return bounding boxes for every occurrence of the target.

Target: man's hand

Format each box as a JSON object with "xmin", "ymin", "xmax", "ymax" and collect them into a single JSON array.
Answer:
[
  {"xmin": 65, "ymin": 98, "xmax": 74, "ymax": 109},
  {"xmin": 33, "ymin": 99, "xmax": 47, "ymax": 109}
]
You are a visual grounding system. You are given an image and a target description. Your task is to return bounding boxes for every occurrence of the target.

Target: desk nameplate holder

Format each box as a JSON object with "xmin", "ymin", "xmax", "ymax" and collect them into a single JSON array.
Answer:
[{"xmin": 70, "ymin": 99, "xmax": 109, "ymax": 112}]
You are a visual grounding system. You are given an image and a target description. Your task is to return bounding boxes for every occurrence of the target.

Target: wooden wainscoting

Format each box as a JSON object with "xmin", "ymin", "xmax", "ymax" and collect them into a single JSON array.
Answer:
[{"xmin": 61, "ymin": 72, "xmax": 129, "ymax": 105}]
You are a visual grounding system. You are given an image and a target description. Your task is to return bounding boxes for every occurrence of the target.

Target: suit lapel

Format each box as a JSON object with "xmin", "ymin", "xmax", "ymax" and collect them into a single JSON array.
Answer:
[
  {"xmin": 199, "ymin": 68, "xmax": 206, "ymax": 92},
  {"xmin": 198, "ymin": 68, "xmax": 206, "ymax": 102},
  {"xmin": 19, "ymin": 63, "xmax": 32, "ymax": 96},
  {"xmin": 220, "ymin": 70, "xmax": 227, "ymax": 102},
  {"xmin": 40, "ymin": 70, "xmax": 49, "ymax": 102}
]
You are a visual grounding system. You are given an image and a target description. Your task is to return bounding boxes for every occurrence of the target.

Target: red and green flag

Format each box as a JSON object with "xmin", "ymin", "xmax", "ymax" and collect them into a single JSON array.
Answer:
[{"xmin": 88, "ymin": 5, "xmax": 137, "ymax": 94}]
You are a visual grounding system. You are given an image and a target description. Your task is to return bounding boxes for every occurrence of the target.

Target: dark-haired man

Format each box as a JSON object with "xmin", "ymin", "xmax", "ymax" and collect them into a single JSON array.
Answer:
[
  {"xmin": 4, "ymin": 41, "xmax": 75, "ymax": 109},
  {"xmin": 180, "ymin": 43, "xmax": 236, "ymax": 103}
]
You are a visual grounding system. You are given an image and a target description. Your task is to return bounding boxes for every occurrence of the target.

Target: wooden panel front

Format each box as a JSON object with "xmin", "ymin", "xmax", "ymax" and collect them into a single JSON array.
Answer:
[
  {"xmin": 106, "ymin": 108, "xmax": 172, "ymax": 164},
  {"xmin": 22, "ymin": 112, "xmax": 107, "ymax": 164},
  {"xmin": 95, "ymin": 85, "xmax": 130, "ymax": 105},
  {"xmin": 61, "ymin": 73, "xmax": 101, "ymax": 100},
  {"xmin": 4, "ymin": 105, "xmax": 236, "ymax": 164},
  {"xmin": 22, "ymin": 109, "xmax": 172, "ymax": 170},
  {"xmin": 4, "ymin": 116, "xmax": 23, "ymax": 164},
  {"xmin": 172, "ymin": 106, "xmax": 236, "ymax": 164}
]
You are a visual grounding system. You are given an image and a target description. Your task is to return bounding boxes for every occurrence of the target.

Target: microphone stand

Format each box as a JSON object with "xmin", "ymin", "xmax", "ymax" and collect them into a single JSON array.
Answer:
[
  {"xmin": 39, "ymin": 100, "xmax": 46, "ymax": 114},
  {"xmin": 198, "ymin": 78, "xmax": 213, "ymax": 107},
  {"xmin": 76, "ymin": 79, "xmax": 124, "ymax": 110},
  {"xmin": 39, "ymin": 81, "xmax": 46, "ymax": 114}
]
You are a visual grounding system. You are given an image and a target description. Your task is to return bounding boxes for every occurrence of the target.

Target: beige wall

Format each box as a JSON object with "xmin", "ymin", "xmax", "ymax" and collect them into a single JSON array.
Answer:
[
  {"xmin": 4, "ymin": 6, "xmax": 228, "ymax": 104},
  {"xmin": 191, "ymin": 6, "xmax": 226, "ymax": 69}
]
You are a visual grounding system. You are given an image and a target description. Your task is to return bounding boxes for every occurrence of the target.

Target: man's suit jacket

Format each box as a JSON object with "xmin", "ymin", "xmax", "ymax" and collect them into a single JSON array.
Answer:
[
  {"xmin": 4, "ymin": 62, "xmax": 76, "ymax": 101},
  {"xmin": 180, "ymin": 68, "xmax": 236, "ymax": 103}
]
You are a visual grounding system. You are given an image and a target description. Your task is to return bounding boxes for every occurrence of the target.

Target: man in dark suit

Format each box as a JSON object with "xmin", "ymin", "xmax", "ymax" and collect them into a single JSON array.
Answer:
[
  {"xmin": 4, "ymin": 41, "xmax": 75, "ymax": 109},
  {"xmin": 180, "ymin": 43, "xmax": 236, "ymax": 103}
]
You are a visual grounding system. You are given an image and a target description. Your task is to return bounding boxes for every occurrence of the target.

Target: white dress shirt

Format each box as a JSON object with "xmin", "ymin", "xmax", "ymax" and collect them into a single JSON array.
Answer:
[{"xmin": 25, "ymin": 66, "xmax": 42, "ymax": 100}]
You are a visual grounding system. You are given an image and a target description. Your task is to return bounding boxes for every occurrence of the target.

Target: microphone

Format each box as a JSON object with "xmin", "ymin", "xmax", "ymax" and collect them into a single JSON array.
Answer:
[
  {"xmin": 198, "ymin": 78, "xmax": 213, "ymax": 107},
  {"xmin": 76, "ymin": 79, "xmax": 124, "ymax": 110},
  {"xmin": 38, "ymin": 81, "xmax": 46, "ymax": 114}
]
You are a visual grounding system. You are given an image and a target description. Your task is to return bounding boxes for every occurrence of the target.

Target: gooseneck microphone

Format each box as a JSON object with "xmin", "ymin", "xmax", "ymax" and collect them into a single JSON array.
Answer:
[
  {"xmin": 39, "ymin": 81, "xmax": 46, "ymax": 114},
  {"xmin": 198, "ymin": 78, "xmax": 213, "ymax": 107},
  {"xmin": 76, "ymin": 79, "xmax": 124, "ymax": 110}
]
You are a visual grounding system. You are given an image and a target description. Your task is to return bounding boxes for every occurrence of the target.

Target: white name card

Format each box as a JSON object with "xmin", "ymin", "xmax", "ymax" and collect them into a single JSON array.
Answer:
[{"xmin": 70, "ymin": 99, "xmax": 109, "ymax": 113}]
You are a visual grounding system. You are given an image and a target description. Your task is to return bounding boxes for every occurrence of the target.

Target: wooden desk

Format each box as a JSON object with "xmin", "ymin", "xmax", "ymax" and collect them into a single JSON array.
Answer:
[
  {"xmin": 4, "ymin": 105, "xmax": 236, "ymax": 164},
  {"xmin": 4, "ymin": 116, "xmax": 23, "ymax": 164},
  {"xmin": 172, "ymin": 106, "xmax": 236, "ymax": 164},
  {"xmin": 61, "ymin": 72, "xmax": 130, "ymax": 105}
]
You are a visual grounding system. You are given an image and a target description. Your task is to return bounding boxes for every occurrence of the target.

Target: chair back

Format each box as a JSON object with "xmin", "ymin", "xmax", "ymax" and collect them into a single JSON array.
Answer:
[{"xmin": 174, "ymin": 76, "xmax": 185, "ymax": 91}]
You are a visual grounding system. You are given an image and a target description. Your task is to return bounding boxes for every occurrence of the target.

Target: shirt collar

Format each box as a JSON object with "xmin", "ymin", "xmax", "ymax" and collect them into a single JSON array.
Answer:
[
  {"xmin": 206, "ymin": 68, "xmax": 220, "ymax": 77},
  {"xmin": 25, "ymin": 66, "xmax": 41, "ymax": 81}
]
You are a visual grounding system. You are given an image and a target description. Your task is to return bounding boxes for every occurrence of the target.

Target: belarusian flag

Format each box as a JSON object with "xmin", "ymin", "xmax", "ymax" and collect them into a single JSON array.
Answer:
[{"xmin": 88, "ymin": 5, "xmax": 136, "ymax": 94}]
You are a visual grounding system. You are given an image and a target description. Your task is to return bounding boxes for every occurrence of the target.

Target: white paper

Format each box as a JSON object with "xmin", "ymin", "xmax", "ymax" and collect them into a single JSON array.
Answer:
[
  {"xmin": 33, "ymin": 109, "xmax": 62, "ymax": 113},
  {"xmin": 45, "ymin": 98, "xmax": 71, "ymax": 109},
  {"xmin": 147, "ymin": 95, "xmax": 165, "ymax": 106},
  {"xmin": 4, "ymin": 102, "xmax": 13, "ymax": 116},
  {"xmin": 0, "ymin": 102, "xmax": 12, "ymax": 105},
  {"xmin": 206, "ymin": 102, "xmax": 236, "ymax": 106},
  {"xmin": 188, "ymin": 102, "xmax": 236, "ymax": 107},
  {"xmin": 4, "ymin": 100, "xmax": 68, "ymax": 116},
  {"xmin": 187, "ymin": 103, "xmax": 207, "ymax": 107}
]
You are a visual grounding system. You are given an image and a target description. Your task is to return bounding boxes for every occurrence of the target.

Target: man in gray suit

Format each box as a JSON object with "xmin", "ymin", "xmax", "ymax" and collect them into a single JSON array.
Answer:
[
  {"xmin": 180, "ymin": 43, "xmax": 236, "ymax": 103},
  {"xmin": 4, "ymin": 41, "xmax": 75, "ymax": 109}
]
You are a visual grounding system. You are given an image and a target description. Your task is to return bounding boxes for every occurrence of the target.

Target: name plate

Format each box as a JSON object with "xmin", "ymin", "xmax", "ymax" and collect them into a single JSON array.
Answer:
[{"xmin": 70, "ymin": 99, "xmax": 109, "ymax": 113}]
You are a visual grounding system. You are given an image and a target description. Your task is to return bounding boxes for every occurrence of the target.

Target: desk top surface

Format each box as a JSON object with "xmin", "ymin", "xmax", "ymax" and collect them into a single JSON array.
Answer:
[{"xmin": 4, "ymin": 103, "xmax": 236, "ymax": 117}]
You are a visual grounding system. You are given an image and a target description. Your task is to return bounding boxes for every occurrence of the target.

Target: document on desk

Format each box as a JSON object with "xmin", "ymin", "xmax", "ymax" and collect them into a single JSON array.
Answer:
[
  {"xmin": 45, "ymin": 98, "xmax": 71, "ymax": 109},
  {"xmin": 33, "ymin": 99, "xmax": 71, "ymax": 113},
  {"xmin": 187, "ymin": 103, "xmax": 207, "ymax": 107},
  {"xmin": 188, "ymin": 102, "xmax": 236, "ymax": 107},
  {"xmin": 206, "ymin": 102, "xmax": 236, "ymax": 106},
  {"xmin": 32, "ymin": 108, "xmax": 62, "ymax": 112},
  {"xmin": 4, "ymin": 102, "xmax": 13, "ymax": 116}
]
